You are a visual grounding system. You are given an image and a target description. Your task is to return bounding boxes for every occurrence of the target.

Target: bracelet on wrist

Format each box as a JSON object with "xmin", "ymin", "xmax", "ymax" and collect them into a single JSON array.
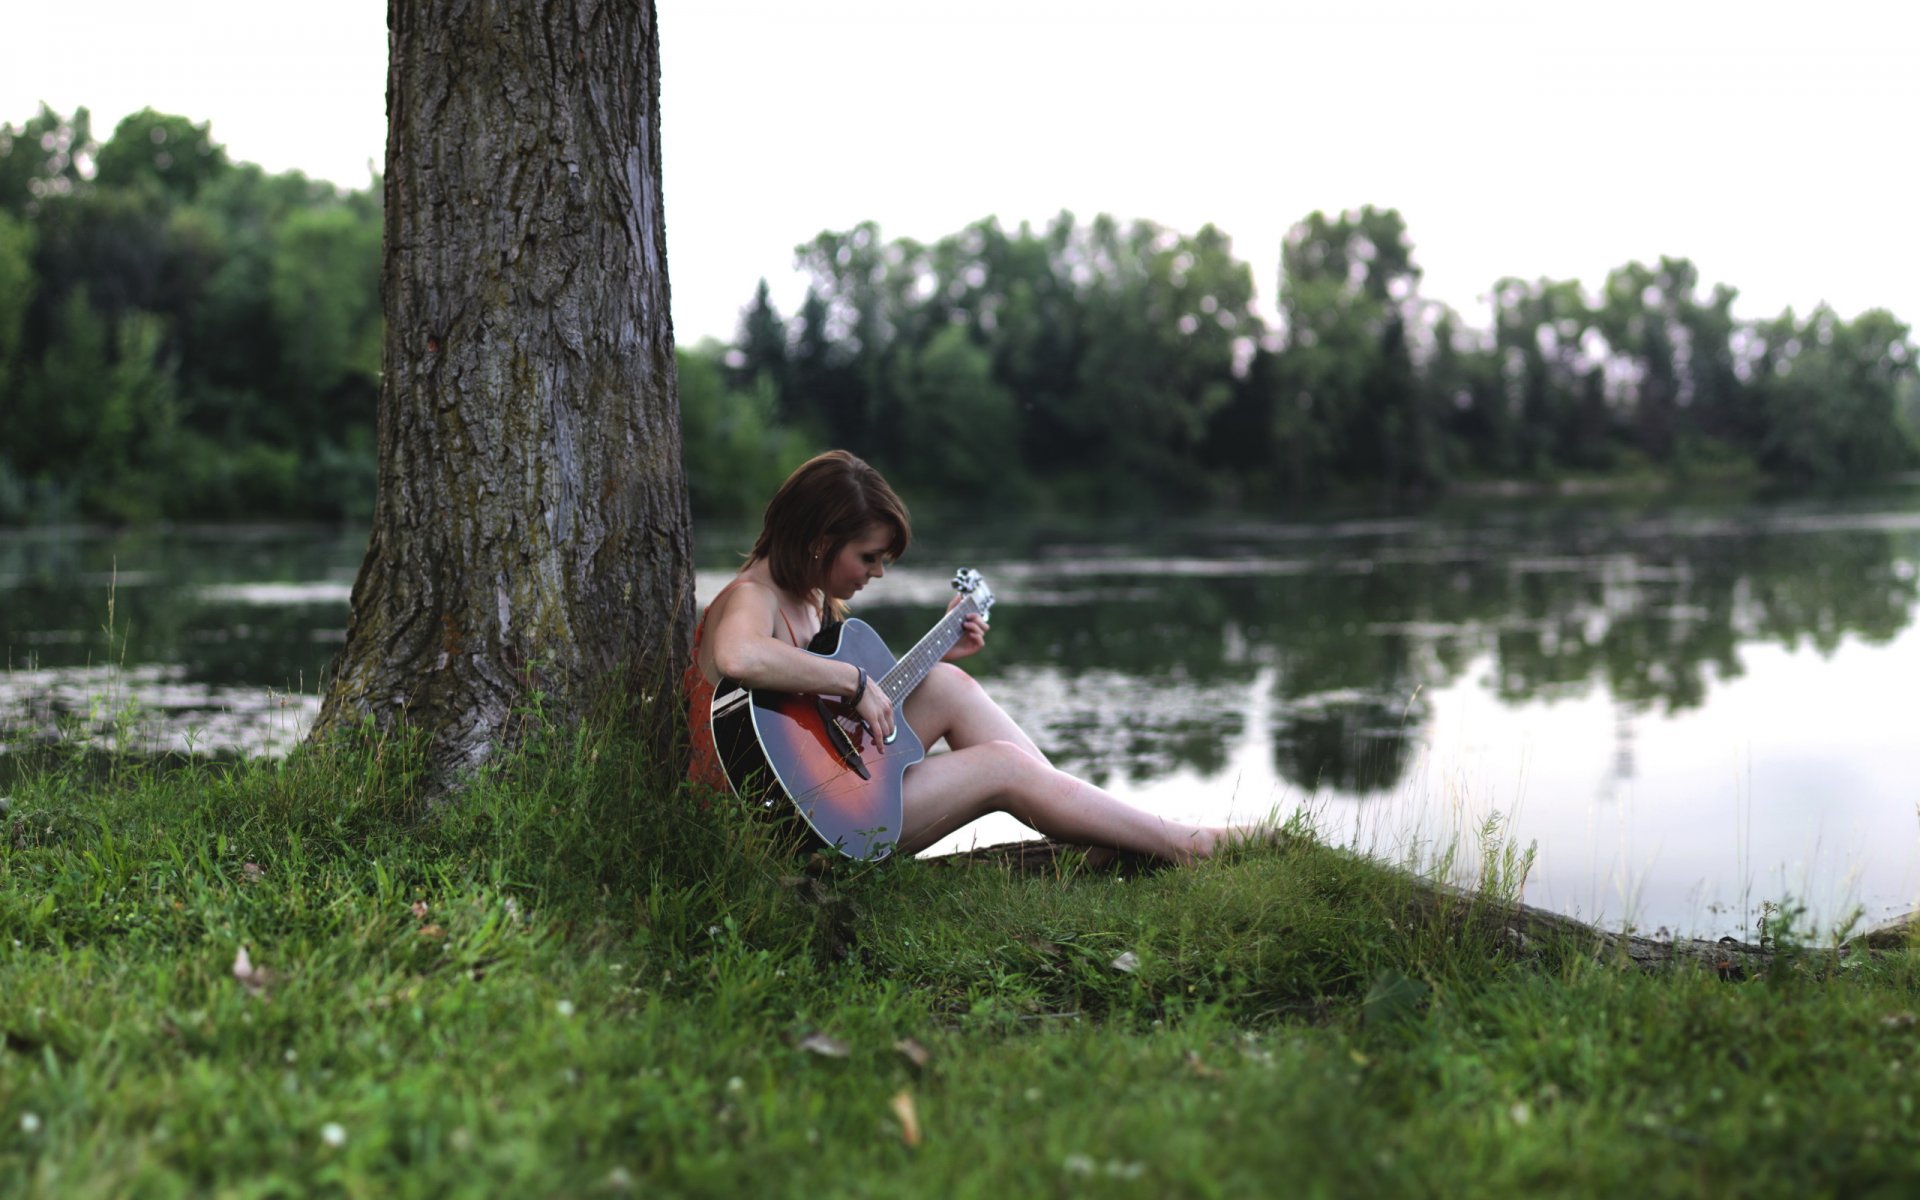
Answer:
[{"xmin": 850, "ymin": 665, "xmax": 868, "ymax": 707}]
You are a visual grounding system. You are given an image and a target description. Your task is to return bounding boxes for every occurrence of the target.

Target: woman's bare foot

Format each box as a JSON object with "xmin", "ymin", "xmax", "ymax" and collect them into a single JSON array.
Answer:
[
  {"xmin": 1188, "ymin": 823, "xmax": 1284, "ymax": 860},
  {"xmin": 1076, "ymin": 844, "xmax": 1120, "ymax": 870}
]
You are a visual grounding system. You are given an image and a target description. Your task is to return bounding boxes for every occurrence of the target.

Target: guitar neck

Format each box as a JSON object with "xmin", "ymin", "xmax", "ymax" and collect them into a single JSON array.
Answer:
[{"xmin": 878, "ymin": 597, "xmax": 983, "ymax": 707}]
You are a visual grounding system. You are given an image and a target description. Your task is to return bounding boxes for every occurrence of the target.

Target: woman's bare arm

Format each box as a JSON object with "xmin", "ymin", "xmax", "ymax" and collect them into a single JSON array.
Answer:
[{"xmin": 703, "ymin": 581, "xmax": 895, "ymax": 739}]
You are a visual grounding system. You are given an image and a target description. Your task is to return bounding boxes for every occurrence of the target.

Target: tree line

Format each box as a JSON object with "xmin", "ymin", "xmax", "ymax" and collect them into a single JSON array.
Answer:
[
  {"xmin": 0, "ymin": 106, "xmax": 380, "ymax": 524},
  {"xmin": 698, "ymin": 208, "xmax": 1919, "ymax": 514},
  {"xmin": 4, "ymin": 104, "xmax": 1916, "ymax": 525}
]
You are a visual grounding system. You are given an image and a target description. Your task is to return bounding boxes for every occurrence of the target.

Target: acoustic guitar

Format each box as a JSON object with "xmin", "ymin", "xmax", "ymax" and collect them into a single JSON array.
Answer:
[{"xmin": 708, "ymin": 568, "xmax": 996, "ymax": 861}]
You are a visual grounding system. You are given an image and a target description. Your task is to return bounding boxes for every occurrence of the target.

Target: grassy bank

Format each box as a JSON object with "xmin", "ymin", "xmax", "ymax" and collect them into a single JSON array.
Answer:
[{"xmin": 2, "ymin": 716, "xmax": 1917, "ymax": 1197}]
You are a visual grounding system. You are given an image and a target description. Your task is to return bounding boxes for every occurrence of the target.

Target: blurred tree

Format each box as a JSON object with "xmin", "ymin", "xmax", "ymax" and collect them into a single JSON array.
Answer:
[
  {"xmin": 268, "ymin": 199, "xmax": 382, "ymax": 439},
  {"xmin": 677, "ymin": 341, "xmax": 809, "ymax": 516},
  {"xmin": 2, "ymin": 119, "xmax": 384, "ymax": 523},
  {"xmin": 1199, "ymin": 343, "xmax": 1286, "ymax": 493},
  {"xmin": 1490, "ymin": 277, "xmax": 1607, "ymax": 471},
  {"xmin": 1275, "ymin": 206, "xmax": 1444, "ymax": 493},
  {"xmin": 1594, "ymin": 257, "xmax": 1748, "ymax": 467},
  {"xmin": 1679, "ymin": 280, "xmax": 1746, "ymax": 450},
  {"xmin": 780, "ymin": 211, "xmax": 1259, "ymax": 503},
  {"xmin": 1749, "ymin": 306, "xmax": 1917, "ymax": 482},
  {"xmin": 1068, "ymin": 218, "xmax": 1254, "ymax": 497},
  {"xmin": 891, "ymin": 323, "xmax": 1023, "ymax": 497},
  {"xmin": 783, "ymin": 285, "xmax": 863, "ymax": 448},
  {"xmin": 0, "ymin": 209, "xmax": 38, "ymax": 518},
  {"xmin": 1425, "ymin": 308, "xmax": 1507, "ymax": 476},
  {"xmin": 744, "ymin": 207, "xmax": 1920, "ymax": 502},
  {"xmin": 925, "ymin": 214, "xmax": 1085, "ymax": 478},
  {"xmin": 792, "ymin": 222, "xmax": 938, "ymax": 461},
  {"xmin": 172, "ymin": 164, "xmax": 341, "ymax": 444},
  {"xmin": 1596, "ymin": 259, "xmax": 1682, "ymax": 462},
  {"xmin": 25, "ymin": 185, "xmax": 172, "ymax": 325},
  {"xmin": 13, "ymin": 291, "xmax": 179, "ymax": 518},
  {"xmin": 0, "ymin": 210, "xmax": 33, "ymax": 407},
  {"xmin": 728, "ymin": 278, "xmax": 788, "ymax": 391},
  {"xmin": 0, "ymin": 104, "xmax": 94, "ymax": 215},
  {"xmin": 94, "ymin": 109, "xmax": 230, "ymax": 201}
]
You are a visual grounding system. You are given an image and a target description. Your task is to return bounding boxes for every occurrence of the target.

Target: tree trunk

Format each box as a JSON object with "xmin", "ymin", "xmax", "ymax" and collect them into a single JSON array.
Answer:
[{"xmin": 310, "ymin": 0, "xmax": 691, "ymax": 780}]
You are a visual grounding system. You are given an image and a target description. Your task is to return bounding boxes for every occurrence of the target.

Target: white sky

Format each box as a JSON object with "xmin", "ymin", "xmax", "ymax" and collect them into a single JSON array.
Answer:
[{"xmin": 5, "ymin": 0, "xmax": 1916, "ymax": 345}]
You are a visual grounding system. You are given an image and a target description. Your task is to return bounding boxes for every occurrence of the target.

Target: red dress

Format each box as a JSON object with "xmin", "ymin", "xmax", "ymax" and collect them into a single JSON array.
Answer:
[{"xmin": 683, "ymin": 581, "xmax": 799, "ymax": 791}]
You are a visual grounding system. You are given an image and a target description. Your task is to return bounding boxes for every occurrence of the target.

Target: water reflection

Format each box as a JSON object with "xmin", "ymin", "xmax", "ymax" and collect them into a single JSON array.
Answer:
[
  {"xmin": 1274, "ymin": 691, "xmax": 1428, "ymax": 796},
  {"xmin": 0, "ymin": 525, "xmax": 359, "ymax": 756},
  {"xmin": 5, "ymin": 497, "xmax": 1918, "ymax": 935},
  {"xmin": 810, "ymin": 499, "xmax": 1920, "ymax": 934},
  {"xmin": 824, "ymin": 503, "xmax": 1920, "ymax": 798}
]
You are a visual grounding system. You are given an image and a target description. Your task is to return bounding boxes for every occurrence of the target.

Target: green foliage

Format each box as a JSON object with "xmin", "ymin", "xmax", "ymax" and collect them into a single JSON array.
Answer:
[
  {"xmin": 0, "ymin": 105, "xmax": 94, "ymax": 215},
  {"xmin": 0, "ymin": 210, "xmax": 33, "ymax": 406},
  {"xmin": 1593, "ymin": 257, "xmax": 1753, "ymax": 470},
  {"xmin": 93, "ymin": 109, "xmax": 229, "ymax": 202},
  {"xmin": 891, "ymin": 324, "xmax": 1025, "ymax": 497},
  {"xmin": 11, "ymin": 291, "xmax": 180, "ymax": 521},
  {"xmin": 730, "ymin": 278, "xmax": 787, "ymax": 391},
  {"xmin": 0, "ymin": 106, "xmax": 378, "ymax": 525},
  {"xmin": 5, "ymin": 98, "xmax": 1918, "ymax": 526},
  {"xmin": 1070, "ymin": 219, "xmax": 1254, "ymax": 495},
  {"xmin": 741, "ymin": 207, "xmax": 1917, "ymax": 510},
  {"xmin": 675, "ymin": 343, "xmax": 811, "ymax": 517},
  {"xmin": 1750, "ymin": 307, "xmax": 1918, "ymax": 482},
  {"xmin": 265, "ymin": 199, "xmax": 382, "ymax": 458},
  {"xmin": 1273, "ymin": 206, "xmax": 1444, "ymax": 493}
]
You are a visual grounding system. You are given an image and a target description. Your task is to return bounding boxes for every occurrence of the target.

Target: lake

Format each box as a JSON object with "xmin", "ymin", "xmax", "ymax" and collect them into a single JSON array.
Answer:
[{"xmin": 4, "ymin": 492, "xmax": 1917, "ymax": 941}]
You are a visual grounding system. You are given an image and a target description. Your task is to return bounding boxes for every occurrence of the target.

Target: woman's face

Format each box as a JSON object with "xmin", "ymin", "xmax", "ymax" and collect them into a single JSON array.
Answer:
[{"xmin": 820, "ymin": 524, "xmax": 894, "ymax": 601}]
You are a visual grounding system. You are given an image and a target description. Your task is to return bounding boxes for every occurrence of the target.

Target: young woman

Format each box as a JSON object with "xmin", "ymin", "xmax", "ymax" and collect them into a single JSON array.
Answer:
[{"xmin": 684, "ymin": 450, "xmax": 1243, "ymax": 863}]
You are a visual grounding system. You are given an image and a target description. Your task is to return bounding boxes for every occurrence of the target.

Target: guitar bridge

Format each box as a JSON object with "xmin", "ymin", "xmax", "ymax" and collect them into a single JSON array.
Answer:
[{"xmin": 813, "ymin": 697, "xmax": 872, "ymax": 780}]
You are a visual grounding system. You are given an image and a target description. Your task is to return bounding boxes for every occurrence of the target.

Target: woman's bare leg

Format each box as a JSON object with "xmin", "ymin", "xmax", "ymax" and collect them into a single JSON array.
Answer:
[
  {"xmin": 893, "ymin": 665, "xmax": 1228, "ymax": 860},
  {"xmin": 904, "ymin": 663, "xmax": 1048, "ymax": 761},
  {"xmin": 893, "ymin": 740, "xmax": 1225, "ymax": 860}
]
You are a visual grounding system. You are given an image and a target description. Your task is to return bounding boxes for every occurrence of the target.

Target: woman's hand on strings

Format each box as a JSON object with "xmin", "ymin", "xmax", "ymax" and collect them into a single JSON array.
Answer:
[
  {"xmin": 942, "ymin": 610, "xmax": 988, "ymax": 663},
  {"xmin": 851, "ymin": 670, "xmax": 895, "ymax": 742}
]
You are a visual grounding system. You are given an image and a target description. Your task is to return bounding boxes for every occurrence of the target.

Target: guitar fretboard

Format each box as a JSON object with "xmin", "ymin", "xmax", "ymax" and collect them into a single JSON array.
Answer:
[{"xmin": 879, "ymin": 595, "xmax": 985, "ymax": 707}]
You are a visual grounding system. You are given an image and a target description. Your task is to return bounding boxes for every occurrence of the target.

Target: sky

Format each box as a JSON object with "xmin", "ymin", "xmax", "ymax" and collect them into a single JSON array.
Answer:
[{"xmin": 5, "ymin": 0, "xmax": 1916, "ymax": 345}]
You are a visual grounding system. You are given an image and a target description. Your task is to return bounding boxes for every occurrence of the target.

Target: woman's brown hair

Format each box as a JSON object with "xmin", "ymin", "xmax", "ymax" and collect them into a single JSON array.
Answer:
[{"xmin": 749, "ymin": 450, "xmax": 911, "ymax": 619}]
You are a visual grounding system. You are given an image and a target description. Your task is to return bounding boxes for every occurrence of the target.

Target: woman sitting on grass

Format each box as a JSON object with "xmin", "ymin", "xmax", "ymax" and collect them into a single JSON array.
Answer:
[{"xmin": 684, "ymin": 449, "xmax": 1246, "ymax": 864}]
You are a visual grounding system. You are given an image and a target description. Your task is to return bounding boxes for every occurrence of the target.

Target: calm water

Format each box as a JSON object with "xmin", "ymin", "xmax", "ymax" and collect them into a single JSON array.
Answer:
[{"xmin": 4, "ymin": 494, "xmax": 1918, "ymax": 939}]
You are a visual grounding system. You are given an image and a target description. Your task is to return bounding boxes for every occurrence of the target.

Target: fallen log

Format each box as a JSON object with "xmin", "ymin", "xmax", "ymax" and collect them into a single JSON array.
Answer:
[{"xmin": 1852, "ymin": 911, "xmax": 1920, "ymax": 951}]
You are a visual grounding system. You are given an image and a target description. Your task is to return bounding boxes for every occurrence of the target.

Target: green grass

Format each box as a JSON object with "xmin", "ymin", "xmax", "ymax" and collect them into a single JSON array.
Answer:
[{"xmin": 2, "ymin": 711, "xmax": 1918, "ymax": 1198}]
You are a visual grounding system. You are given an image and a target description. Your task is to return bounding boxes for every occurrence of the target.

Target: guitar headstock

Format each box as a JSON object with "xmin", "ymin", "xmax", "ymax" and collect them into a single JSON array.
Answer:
[{"xmin": 952, "ymin": 567, "xmax": 994, "ymax": 615}]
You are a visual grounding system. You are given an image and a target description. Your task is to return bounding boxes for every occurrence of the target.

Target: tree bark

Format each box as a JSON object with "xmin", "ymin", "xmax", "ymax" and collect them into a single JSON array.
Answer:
[{"xmin": 311, "ymin": 0, "xmax": 691, "ymax": 780}]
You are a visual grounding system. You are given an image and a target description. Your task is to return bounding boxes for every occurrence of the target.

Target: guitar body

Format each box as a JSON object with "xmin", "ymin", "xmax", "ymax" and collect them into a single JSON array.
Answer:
[{"xmin": 709, "ymin": 618, "xmax": 922, "ymax": 861}]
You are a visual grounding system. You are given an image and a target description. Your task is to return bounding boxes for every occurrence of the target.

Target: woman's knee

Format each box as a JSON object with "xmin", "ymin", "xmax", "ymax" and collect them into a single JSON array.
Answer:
[
  {"xmin": 907, "ymin": 664, "xmax": 986, "ymax": 742},
  {"xmin": 948, "ymin": 738, "xmax": 1034, "ymax": 786},
  {"xmin": 974, "ymin": 739, "xmax": 1057, "ymax": 799},
  {"xmin": 926, "ymin": 662, "xmax": 983, "ymax": 702}
]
